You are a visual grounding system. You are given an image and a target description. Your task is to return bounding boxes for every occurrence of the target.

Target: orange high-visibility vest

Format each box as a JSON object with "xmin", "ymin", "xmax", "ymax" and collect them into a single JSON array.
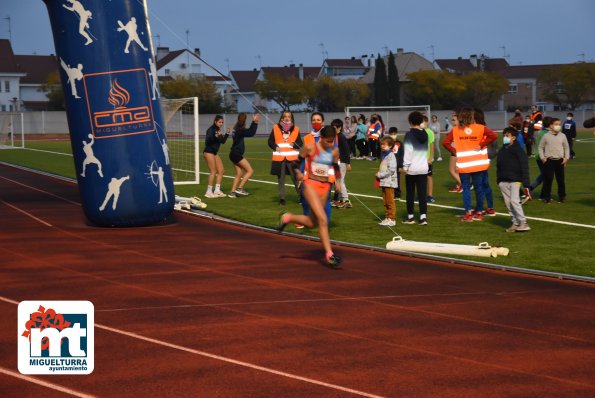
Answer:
[
  {"xmin": 453, "ymin": 124, "xmax": 490, "ymax": 173},
  {"xmin": 272, "ymin": 125, "xmax": 300, "ymax": 161},
  {"xmin": 530, "ymin": 111, "xmax": 543, "ymax": 131},
  {"xmin": 304, "ymin": 144, "xmax": 335, "ymax": 183},
  {"xmin": 367, "ymin": 121, "xmax": 381, "ymax": 140}
]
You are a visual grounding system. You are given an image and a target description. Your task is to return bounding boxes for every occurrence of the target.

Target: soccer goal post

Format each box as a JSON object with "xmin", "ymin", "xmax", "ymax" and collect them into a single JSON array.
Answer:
[
  {"xmin": 160, "ymin": 97, "xmax": 200, "ymax": 185},
  {"xmin": 0, "ymin": 112, "xmax": 25, "ymax": 149},
  {"xmin": 345, "ymin": 105, "xmax": 431, "ymax": 132}
]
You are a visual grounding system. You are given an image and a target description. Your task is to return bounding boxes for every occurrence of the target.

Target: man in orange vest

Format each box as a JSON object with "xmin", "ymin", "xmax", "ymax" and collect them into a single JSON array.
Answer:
[
  {"xmin": 445, "ymin": 107, "xmax": 497, "ymax": 222},
  {"xmin": 268, "ymin": 111, "xmax": 302, "ymax": 206}
]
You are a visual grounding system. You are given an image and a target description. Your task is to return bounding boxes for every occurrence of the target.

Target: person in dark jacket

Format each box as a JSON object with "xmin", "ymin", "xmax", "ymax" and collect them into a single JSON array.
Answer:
[
  {"xmin": 496, "ymin": 127, "xmax": 531, "ymax": 232},
  {"xmin": 267, "ymin": 111, "xmax": 303, "ymax": 205},
  {"xmin": 562, "ymin": 112, "xmax": 577, "ymax": 159},
  {"xmin": 228, "ymin": 112, "xmax": 260, "ymax": 197},
  {"xmin": 203, "ymin": 115, "xmax": 229, "ymax": 198}
]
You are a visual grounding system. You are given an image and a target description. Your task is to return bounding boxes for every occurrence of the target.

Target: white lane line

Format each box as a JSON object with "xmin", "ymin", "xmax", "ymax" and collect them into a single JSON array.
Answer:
[
  {"xmin": 94, "ymin": 324, "xmax": 384, "ymax": 398},
  {"xmin": 0, "ymin": 199, "xmax": 53, "ymax": 227},
  {"xmin": 0, "ymin": 296, "xmax": 382, "ymax": 398},
  {"xmin": 0, "ymin": 174, "xmax": 80, "ymax": 206},
  {"xmin": 0, "ymin": 367, "xmax": 96, "ymax": 398}
]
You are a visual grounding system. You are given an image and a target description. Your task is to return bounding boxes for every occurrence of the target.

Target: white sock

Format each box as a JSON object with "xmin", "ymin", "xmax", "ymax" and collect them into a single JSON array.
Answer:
[
  {"xmin": 215, "ymin": 184, "xmax": 221, "ymax": 192},
  {"xmin": 408, "ymin": 214, "xmax": 414, "ymax": 219},
  {"xmin": 206, "ymin": 185, "xmax": 213, "ymax": 193},
  {"xmin": 420, "ymin": 214, "xmax": 427, "ymax": 220}
]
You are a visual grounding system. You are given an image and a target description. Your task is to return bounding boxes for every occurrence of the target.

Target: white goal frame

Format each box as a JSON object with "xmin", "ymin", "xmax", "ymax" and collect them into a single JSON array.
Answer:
[
  {"xmin": 160, "ymin": 97, "xmax": 200, "ymax": 185},
  {"xmin": 0, "ymin": 112, "xmax": 25, "ymax": 149}
]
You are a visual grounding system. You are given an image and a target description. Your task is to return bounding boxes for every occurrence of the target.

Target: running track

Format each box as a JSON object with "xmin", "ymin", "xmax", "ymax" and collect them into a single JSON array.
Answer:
[{"xmin": 1, "ymin": 163, "xmax": 594, "ymax": 397}]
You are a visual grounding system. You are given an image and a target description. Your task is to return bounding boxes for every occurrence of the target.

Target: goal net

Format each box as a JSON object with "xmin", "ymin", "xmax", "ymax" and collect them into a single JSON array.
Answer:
[
  {"xmin": 0, "ymin": 112, "xmax": 25, "ymax": 149},
  {"xmin": 160, "ymin": 97, "xmax": 200, "ymax": 185},
  {"xmin": 345, "ymin": 105, "xmax": 431, "ymax": 133}
]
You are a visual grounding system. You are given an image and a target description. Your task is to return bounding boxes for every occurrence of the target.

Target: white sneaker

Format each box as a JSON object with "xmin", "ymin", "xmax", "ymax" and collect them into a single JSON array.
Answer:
[
  {"xmin": 204, "ymin": 192, "xmax": 215, "ymax": 198},
  {"xmin": 378, "ymin": 218, "xmax": 389, "ymax": 226},
  {"xmin": 214, "ymin": 191, "xmax": 227, "ymax": 198},
  {"xmin": 386, "ymin": 219, "xmax": 396, "ymax": 227},
  {"xmin": 437, "ymin": 157, "xmax": 443, "ymax": 161}
]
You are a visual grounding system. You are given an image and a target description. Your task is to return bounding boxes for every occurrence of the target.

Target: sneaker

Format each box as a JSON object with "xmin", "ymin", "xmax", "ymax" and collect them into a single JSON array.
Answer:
[
  {"xmin": 378, "ymin": 218, "xmax": 389, "ymax": 226},
  {"xmin": 331, "ymin": 200, "xmax": 339, "ymax": 207},
  {"xmin": 483, "ymin": 208, "xmax": 496, "ymax": 217},
  {"xmin": 506, "ymin": 224, "xmax": 519, "ymax": 232},
  {"xmin": 295, "ymin": 223, "xmax": 304, "ymax": 229},
  {"xmin": 437, "ymin": 157, "xmax": 443, "ymax": 161},
  {"xmin": 213, "ymin": 191, "xmax": 226, "ymax": 198},
  {"xmin": 449, "ymin": 185, "xmax": 462, "ymax": 193},
  {"xmin": 334, "ymin": 201, "xmax": 345, "ymax": 208},
  {"xmin": 325, "ymin": 254, "xmax": 342, "ymax": 268},
  {"xmin": 235, "ymin": 188, "xmax": 250, "ymax": 196},
  {"xmin": 228, "ymin": 192, "xmax": 237, "ymax": 198},
  {"xmin": 472, "ymin": 211, "xmax": 483, "ymax": 221},
  {"xmin": 402, "ymin": 217, "xmax": 415, "ymax": 225},
  {"xmin": 277, "ymin": 211, "xmax": 290, "ymax": 232},
  {"xmin": 427, "ymin": 195, "xmax": 435, "ymax": 203},
  {"xmin": 516, "ymin": 223, "xmax": 531, "ymax": 232},
  {"xmin": 558, "ymin": 198, "xmax": 565, "ymax": 203},
  {"xmin": 386, "ymin": 219, "xmax": 396, "ymax": 227},
  {"xmin": 204, "ymin": 192, "xmax": 216, "ymax": 198},
  {"xmin": 460, "ymin": 213, "xmax": 474, "ymax": 222},
  {"xmin": 419, "ymin": 217, "xmax": 428, "ymax": 226},
  {"xmin": 341, "ymin": 200, "xmax": 353, "ymax": 209}
]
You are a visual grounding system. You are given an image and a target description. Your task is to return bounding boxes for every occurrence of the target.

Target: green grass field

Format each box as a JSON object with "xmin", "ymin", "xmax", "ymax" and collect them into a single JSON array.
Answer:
[{"xmin": 1, "ymin": 131, "xmax": 594, "ymax": 277}]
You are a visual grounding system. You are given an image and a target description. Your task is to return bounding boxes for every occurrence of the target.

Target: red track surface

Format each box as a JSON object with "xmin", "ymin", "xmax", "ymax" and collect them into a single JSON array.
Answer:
[{"xmin": 1, "ymin": 163, "xmax": 594, "ymax": 397}]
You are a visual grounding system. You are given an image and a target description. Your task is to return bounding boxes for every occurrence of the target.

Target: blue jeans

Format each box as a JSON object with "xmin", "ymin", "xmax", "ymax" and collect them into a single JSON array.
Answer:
[
  {"xmin": 474, "ymin": 170, "xmax": 493, "ymax": 210},
  {"xmin": 460, "ymin": 172, "xmax": 485, "ymax": 212}
]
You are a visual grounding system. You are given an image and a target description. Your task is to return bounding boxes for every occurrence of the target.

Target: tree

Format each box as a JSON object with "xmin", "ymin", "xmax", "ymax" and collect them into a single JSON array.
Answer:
[
  {"xmin": 387, "ymin": 52, "xmax": 400, "ymax": 106},
  {"xmin": 538, "ymin": 63, "xmax": 595, "ymax": 110},
  {"xmin": 459, "ymin": 72, "xmax": 508, "ymax": 109},
  {"xmin": 373, "ymin": 54, "xmax": 389, "ymax": 106},
  {"xmin": 159, "ymin": 76, "xmax": 225, "ymax": 113},
  {"xmin": 38, "ymin": 71, "xmax": 66, "ymax": 110},
  {"xmin": 253, "ymin": 75, "xmax": 310, "ymax": 111},
  {"xmin": 307, "ymin": 76, "xmax": 369, "ymax": 112},
  {"xmin": 405, "ymin": 70, "xmax": 466, "ymax": 109}
]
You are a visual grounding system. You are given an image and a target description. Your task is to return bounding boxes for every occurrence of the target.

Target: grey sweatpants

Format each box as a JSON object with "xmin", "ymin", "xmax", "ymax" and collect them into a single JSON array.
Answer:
[
  {"xmin": 336, "ymin": 163, "xmax": 348, "ymax": 201},
  {"xmin": 498, "ymin": 181, "xmax": 526, "ymax": 225}
]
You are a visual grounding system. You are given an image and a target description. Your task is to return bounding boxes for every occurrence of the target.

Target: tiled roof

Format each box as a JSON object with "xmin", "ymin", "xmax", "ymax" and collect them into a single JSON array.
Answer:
[
  {"xmin": 230, "ymin": 70, "xmax": 259, "ymax": 92},
  {"xmin": 325, "ymin": 59, "xmax": 365, "ymax": 68},
  {"xmin": 0, "ymin": 39, "xmax": 21, "ymax": 73},
  {"xmin": 155, "ymin": 49, "xmax": 185, "ymax": 70},
  {"xmin": 15, "ymin": 55, "xmax": 58, "ymax": 84}
]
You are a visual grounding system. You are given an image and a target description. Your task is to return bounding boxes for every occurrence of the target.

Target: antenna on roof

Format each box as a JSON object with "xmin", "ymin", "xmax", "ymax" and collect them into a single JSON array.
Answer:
[
  {"xmin": 500, "ymin": 46, "xmax": 510, "ymax": 61},
  {"xmin": 577, "ymin": 52, "xmax": 585, "ymax": 62},
  {"xmin": 256, "ymin": 54, "xmax": 262, "ymax": 69},
  {"xmin": 152, "ymin": 34, "xmax": 160, "ymax": 47},
  {"xmin": 428, "ymin": 45, "xmax": 435, "ymax": 62},
  {"xmin": 319, "ymin": 42, "xmax": 328, "ymax": 61},
  {"xmin": 4, "ymin": 16, "xmax": 11, "ymax": 43}
]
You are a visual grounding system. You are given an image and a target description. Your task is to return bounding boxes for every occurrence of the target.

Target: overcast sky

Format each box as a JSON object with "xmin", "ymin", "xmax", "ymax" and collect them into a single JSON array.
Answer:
[{"xmin": 2, "ymin": 0, "xmax": 594, "ymax": 74}]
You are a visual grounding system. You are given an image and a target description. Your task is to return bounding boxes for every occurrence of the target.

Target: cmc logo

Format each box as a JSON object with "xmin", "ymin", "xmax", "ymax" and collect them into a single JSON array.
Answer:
[
  {"xmin": 18, "ymin": 301, "xmax": 94, "ymax": 375},
  {"xmin": 84, "ymin": 68, "xmax": 155, "ymax": 139}
]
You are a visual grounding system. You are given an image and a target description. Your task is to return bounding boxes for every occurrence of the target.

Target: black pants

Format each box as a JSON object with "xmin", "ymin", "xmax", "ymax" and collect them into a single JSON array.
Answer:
[
  {"xmin": 355, "ymin": 139, "xmax": 367, "ymax": 157},
  {"xmin": 405, "ymin": 174, "xmax": 428, "ymax": 216},
  {"xmin": 541, "ymin": 158, "xmax": 566, "ymax": 201},
  {"xmin": 348, "ymin": 136, "xmax": 357, "ymax": 157},
  {"xmin": 368, "ymin": 138, "xmax": 379, "ymax": 158},
  {"xmin": 563, "ymin": 134, "xmax": 575, "ymax": 157}
]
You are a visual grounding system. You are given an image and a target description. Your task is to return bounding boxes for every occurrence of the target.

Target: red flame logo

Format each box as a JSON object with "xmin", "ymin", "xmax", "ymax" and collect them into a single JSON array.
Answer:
[{"xmin": 107, "ymin": 79, "xmax": 131, "ymax": 108}]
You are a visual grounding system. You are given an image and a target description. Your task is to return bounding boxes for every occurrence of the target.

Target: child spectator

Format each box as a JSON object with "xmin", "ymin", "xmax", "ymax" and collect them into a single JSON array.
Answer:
[
  {"xmin": 496, "ymin": 127, "xmax": 531, "ymax": 232},
  {"xmin": 376, "ymin": 136, "xmax": 398, "ymax": 226},
  {"xmin": 330, "ymin": 118, "xmax": 352, "ymax": 209},
  {"xmin": 387, "ymin": 127, "xmax": 403, "ymax": 198},
  {"xmin": 355, "ymin": 114, "xmax": 368, "ymax": 159},
  {"xmin": 538, "ymin": 117, "xmax": 569, "ymax": 203},
  {"xmin": 422, "ymin": 115, "xmax": 435, "ymax": 203},
  {"xmin": 402, "ymin": 111, "xmax": 429, "ymax": 225},
  {"xmin": 562, "ymin": 112, "xmax": 576, "ymax": 159}
]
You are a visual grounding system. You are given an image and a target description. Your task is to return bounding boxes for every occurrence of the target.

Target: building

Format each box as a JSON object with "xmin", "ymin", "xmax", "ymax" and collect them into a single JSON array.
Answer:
[
  {"xmin": 0, "ymin": 39, "xmax": 26, "ymax": 111},
  {"xmin": 319, "ymin": 58, "xmax": 368, "ymax": 80}
]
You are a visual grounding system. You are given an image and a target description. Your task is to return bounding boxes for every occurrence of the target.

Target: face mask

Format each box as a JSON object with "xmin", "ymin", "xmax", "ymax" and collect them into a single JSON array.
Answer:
[
  {"xmin": 420, "ymin": 123, "xmax": 427, "ymax": 129},
  {"xmin": 281, "ymin": 121, "xmax": 293, "ymax": 131},
  {"xmin": 553, "ymin": 125, "xmax": 562, "ymax": 133},
  {"xmin": 389, "ymin": 134, "xmax": 398, "ymax": 140},
  {"xmin": 566, "ymin": 117, "xmax": 572, "ymax": 121},
  {"xmin": 503, "ymin": 136, "xmax": 511, "ymax": 145},
  {"xmin": 311, "ymin": 121, "xmax": 323, "ymax": 131}
]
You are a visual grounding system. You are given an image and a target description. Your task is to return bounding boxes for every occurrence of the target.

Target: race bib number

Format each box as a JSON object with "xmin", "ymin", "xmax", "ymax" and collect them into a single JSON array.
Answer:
[{"xmin": 311, "ymin": 162, "xmax": 329, "ymax": 177}]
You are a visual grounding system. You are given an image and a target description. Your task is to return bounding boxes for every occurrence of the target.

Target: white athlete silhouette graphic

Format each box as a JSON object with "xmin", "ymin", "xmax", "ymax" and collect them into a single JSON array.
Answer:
[
  {"xmin": 62, "ymin": 0, "xmax": 94, "ymax": 45},
  {"xmin": 99, "ymin": 175, "xmax": 130, "ymax": 211},
  {"xmin": 148, "ymin": 58, "xmax": 159, "ymax": 100},
  {"xmin": 161, "ymin": 139, "xmax": 170, "ymax": 165},
  {"xmin": 117, "ymin": 17, "xmax": 148, "ymax": 54},
  {"xmin": 150, "ymin": 166, "xmax": 168, "ymax": 204},
  {"xmin": 81, "ymin": 133, "xmax": 103, "ymax": 177},
  {"xmin": 60, "ymin": 58, "xmax": 83, "ymax": 99}
]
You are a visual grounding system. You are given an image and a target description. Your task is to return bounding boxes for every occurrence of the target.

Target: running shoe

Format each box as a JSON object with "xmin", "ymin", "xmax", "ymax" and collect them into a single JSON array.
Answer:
[
  {"xmin": 427, "ymin": 195, "xmax": 435, "ymax": 203},
  {"xmin": 472, "ymin": 211, "xmax": 483, "ymax": 221},
  {"xmin": 506, "ymin": 224, "xmax": 519, "ymax": 232},
  {"xmin": 340, "ymin": 200, "xmax": 353, "ymax": 209},
  {"xmin": 325, "ymin": 254, "xmax": 342, "ymax": 268},
  {"xmin": 213, "ymin": 191, "xmax": 227, "ymax": 198},
  {"xmin": 204, "ymin": 192, "xmax": 216, "ymax": 198},
  {"xmin": 294, "ymin": 223, "xmax": 304, "ymax": 229},
  {"xmin": 419, "ymin": 217, "xmax": 428, "ymax": 226},
  {"xmin": 402, "ymin": 217, "xmax": 415, "ymax": 225},
  {"xmin": 235, "ymin": 188, "xmax": 250, "ymax": 196},
  {"xmin": 448, "ymin": 185, "xmax": 462, "ymax": 193},
  {"xmin": 277, "ymin": 211, "xmax": 290, "ymax": 232},
  {"xmin": 460, "ymin": 213, "xmax": 474, "ymax": 222},
  {"xmin": 228, "ymin": 192, "xmax": 237, "ymax": 198},
  {"xmin": 483, "ymin": 208, "xmax": 496, "ymax": 216},
  {"xmin": 515, "ymin": 223, "xmax": 531, "ymax": 232}
]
